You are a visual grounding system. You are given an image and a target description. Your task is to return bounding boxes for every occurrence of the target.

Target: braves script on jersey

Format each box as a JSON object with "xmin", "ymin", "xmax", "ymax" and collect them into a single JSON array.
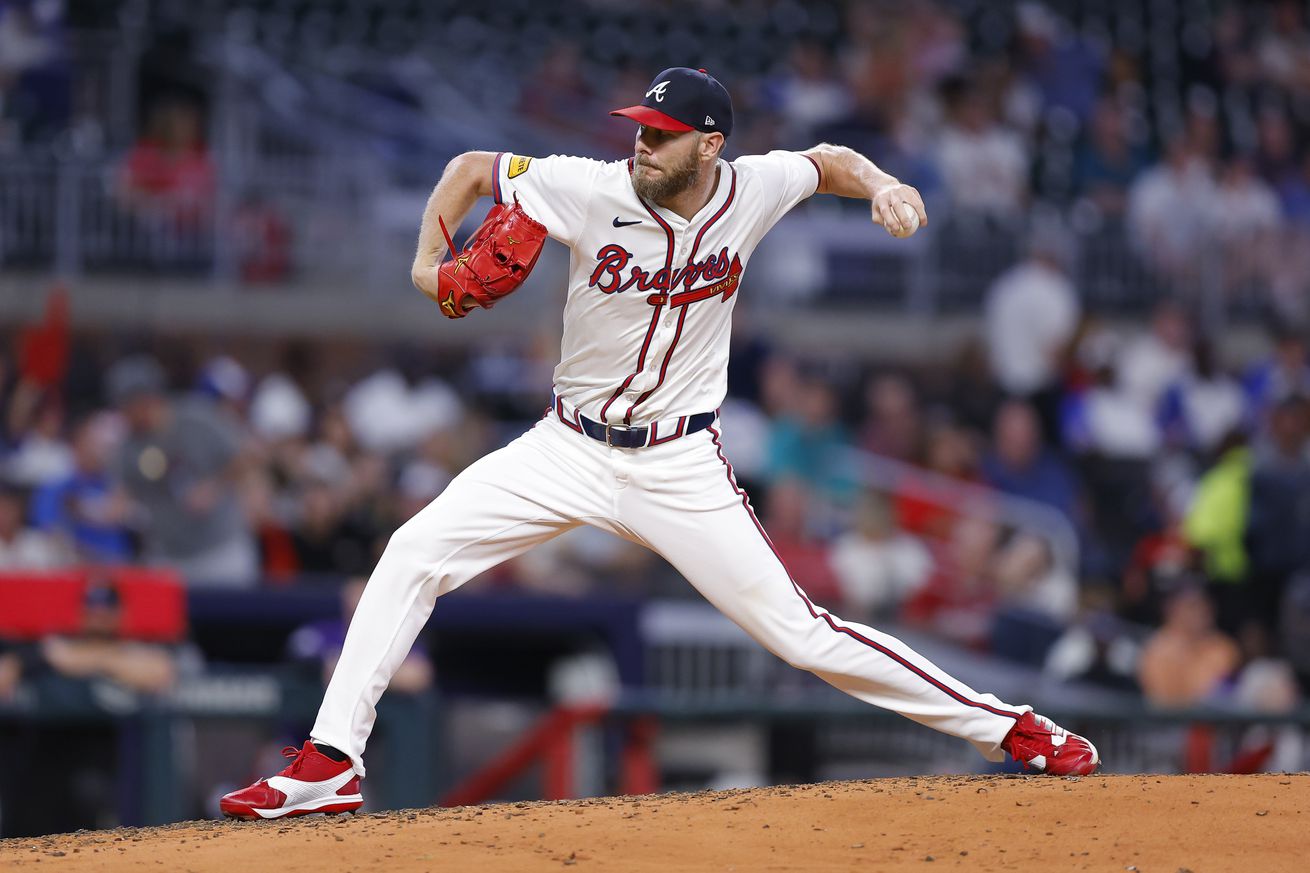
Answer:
[{"xmin": 491, "ymin": 150, "xmax": 820, "ymax": 426}]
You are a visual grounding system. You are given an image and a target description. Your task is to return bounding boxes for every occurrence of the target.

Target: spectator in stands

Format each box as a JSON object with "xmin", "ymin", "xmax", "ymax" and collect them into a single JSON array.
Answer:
[
  {"xmin": 0, "ymin": 478, "xmax": 69, "ymax": 569},
  {"xmin": 394, "ymin": 431, "xmax": 455, "ymax": 520},
  {"xmin": 894, "ymin": 420, "xmax": 983, "ymax": 541},
  {"xmin": 196, "ymin": 355, "xmax": 252, "ymax": 424},
  {"xmin": 1044, "ymin": 590, "xmax": 1141, "ymax": 692},
  {"xmin": 1210, "ymin": 155, "xmax": 1283, "ymax": 245},
  {"xmin": 1158, "ymin": 339, "xmax": 1246, "ymax": 455},
  {"xmin": 1062, "ymin": 330, "xmax": 1163, "ymax": 460},
  {"xmin": 1277, "ymin": 148, "xmax": 1310, "ymax": 227},
  {"xmin": 1255, "ymin": 0, "xmax": 1310, "ymax": 94},
  {"xmin": 1137, "ymin": 586, "xmax": 1240, "ymax": 708},
  {"xmin": 1209, "ymin": 154, "xmax": 1283, "ymax": 292},
  {"xmin": 1120, "ymin": 496, "xmax": 1199, "ymax": 628},
  {"xmin": 35, "ymin": 577, "xmax": 181, "ymax": 694},
  {"xmin": 115, "ymin": 99, "xmax": 215, "ymax": 231},
  {"xmin": 232, "ymin": 193, "xmax": 292, "ymax": 283},
  {"xmin": 0, "ymin": 576, "xmax": 194, "ymax": 836},
  {"xmin": 981, "ymin": 400, "xmax": 1080, "ymax": 526},
  {"xmin": 991, "ymin": 533, "xmax": 1077, "ymax": 622},
  {"xmin": 829, "ymin": 492, "xmax": 932, "ymax": 620},
  {"xmin": 935, "ymin": 73, "xmax": 1028, "ymax": 223},
  {"xmin": 760, "ymin": 478, "xmax": 842, "ymax": 608},
  {"xmin": 288, "ymin": 576, "xmax": 432, "ymax": 693},
  {"xmin": 1255, "ymin": 107, "xmax": 1299, "ymax": 187},
  {"xmin": 1245, "ymin": 394, "xmax": 1310, "ymax": 634},
  {"xmin": 716, "ymin": 394, "xmax": 772, "ymax": 493},
  {"xmin": 858, "ymin": 373, "xmax": 924, "ymax": 464},
  {"xmin": 1013, "ymin": 2, "xmax": 1104, "ymax": 125},
  {"xmin": 108, "ymin": 355, "xmax": 258, "ymax": 587},
  {"xmin": 942, "ymin": 340, "xmax": 1005, "ymax": 436},
  {"xmin": 1061, "ymin": 327, "xmax": 1167, "ymax": 576},
  {"xmin": 766, "ymin": 375, "xmax": 855, "ymax": 503},
  {"xmin": 1243, "ymin": 322, "xmax": 1310, "ymax": 424},
  {"xmin": 1213, "ymin": 4, "xmax": 1262, "ymax": 91},
  {"xmin": 290, "ymin": 476, "xmax": 371, "ymax": 578},
  {"xmin": 1280, "ymin": 569, "xmax": 1310, "ymax": 687},
  {"xmin": 1, "ymin": 391, "xmax": 71, "ymax": 488},
  {"xmin": 765, "ymin": 40, "xmax": 853, "ymax": 146},
  {"xmin": 29, "ymin": 412, "xmax": 133, "ymax": 563},
  {"xmin": 1183, "ymin": 430, "xmax": 1252, "ymax": 629},
  {"xmin": 1074, "ymin": 97, "xmax": 1148, "ymax": 218},
  {"xmin": 982, "ymin": 223, "xmax": 1079, "ymax": 439},
  {"xmin": 901, "ymin": 514, "xmax": 1002, "ymax": 646},
  {"xmin": 1127, "ymin": 136, "xmax": 1217, "ymax": 280},
  {"xmin": 0, "ymin": 0, "xmax": 70, "ymax": 144},
  {"xmin": 1118, "ymin": 300, "xmax": 1194, "ymax": 418}
]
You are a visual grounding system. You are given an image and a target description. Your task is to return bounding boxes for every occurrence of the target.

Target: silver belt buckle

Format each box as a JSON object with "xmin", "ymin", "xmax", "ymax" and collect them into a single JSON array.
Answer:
[{"xmin": 605, "ymin": 424, "xmax": 638, "ymax": 448}]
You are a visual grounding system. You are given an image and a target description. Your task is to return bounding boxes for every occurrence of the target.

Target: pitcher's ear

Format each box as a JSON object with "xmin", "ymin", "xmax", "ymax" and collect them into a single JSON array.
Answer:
[{"xmin": 702, "ymin": 132, "xmax": 725, "ymax": 160}]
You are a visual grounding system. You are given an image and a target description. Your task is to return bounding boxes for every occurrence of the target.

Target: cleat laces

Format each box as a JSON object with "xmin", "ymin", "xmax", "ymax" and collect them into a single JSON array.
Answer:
[{"xmin": 279, "ymin": 744, "xmax": 310, "ymax": 777}]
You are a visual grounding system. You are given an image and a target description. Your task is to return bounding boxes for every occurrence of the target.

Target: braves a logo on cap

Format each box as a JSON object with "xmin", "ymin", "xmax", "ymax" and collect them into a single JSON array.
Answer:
[{"xmin": 645, "ymin": 81, "xmax": 670, "ymax": 102}]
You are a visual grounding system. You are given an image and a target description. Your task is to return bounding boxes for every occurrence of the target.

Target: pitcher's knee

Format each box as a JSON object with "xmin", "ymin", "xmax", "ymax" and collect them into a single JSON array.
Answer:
[
  {"xmin": 381, "ymin": 519, "xmax": 428, "ymax": 562},
  {"xmin": 378, "ymin": 516, "xmax": 458, "ymax": 575}
]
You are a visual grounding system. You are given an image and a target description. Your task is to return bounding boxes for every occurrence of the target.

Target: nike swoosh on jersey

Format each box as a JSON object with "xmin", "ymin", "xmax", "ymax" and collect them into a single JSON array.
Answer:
[{"xmin": 612, "ymin": 217, "xmax": 642, "ymax": 227}]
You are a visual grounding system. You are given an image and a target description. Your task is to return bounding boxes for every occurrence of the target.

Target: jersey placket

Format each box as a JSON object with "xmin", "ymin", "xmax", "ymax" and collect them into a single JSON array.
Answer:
[{"xmin": 621, "ymin": 220, "xmax": 689, "ymax": 422}]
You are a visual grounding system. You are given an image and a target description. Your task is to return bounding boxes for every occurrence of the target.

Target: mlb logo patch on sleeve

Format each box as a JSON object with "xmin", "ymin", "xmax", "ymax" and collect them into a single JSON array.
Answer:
[{"xmin": 508, "ymin": 155, "xmax": 534, "ymax": 179}]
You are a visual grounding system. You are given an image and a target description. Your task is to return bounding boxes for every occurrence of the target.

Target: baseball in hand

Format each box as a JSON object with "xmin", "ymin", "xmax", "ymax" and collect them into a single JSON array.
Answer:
[{"xmin": 889, "ymin": 201, "xmax": 921, "ymax": 238}]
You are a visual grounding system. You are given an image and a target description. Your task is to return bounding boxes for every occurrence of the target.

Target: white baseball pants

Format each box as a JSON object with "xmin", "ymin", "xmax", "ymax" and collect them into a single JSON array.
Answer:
[{"xmin": 310, "ymin": 413, "xmax": 1029, "ymax": 777}]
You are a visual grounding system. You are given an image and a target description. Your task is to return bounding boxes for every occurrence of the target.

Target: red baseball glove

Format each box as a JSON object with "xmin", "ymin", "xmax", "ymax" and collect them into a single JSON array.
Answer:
[{"xmin": 436, "ymin": 198, "xmax": 548, "ymax": 319}]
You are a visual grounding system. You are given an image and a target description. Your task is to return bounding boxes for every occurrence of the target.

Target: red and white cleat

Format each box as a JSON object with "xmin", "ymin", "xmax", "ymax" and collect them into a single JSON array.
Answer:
[
  {"xmin": 1002, "ymin": 712, "xmax": 1100, "ymax": 776},
  {"xmin": 220, "ymin": 741, "xmax": 363, "ymax": 820}
]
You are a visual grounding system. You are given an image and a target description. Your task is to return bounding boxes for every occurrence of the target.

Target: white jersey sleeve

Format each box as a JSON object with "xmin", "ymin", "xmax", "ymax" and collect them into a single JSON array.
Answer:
[
  {"xmin": 492, "ymin": 153, "xmax": 603, "ymax": 247},
  {"xmin": 732, "ymin": 149, "xmax": 822, "ymax": 237}
]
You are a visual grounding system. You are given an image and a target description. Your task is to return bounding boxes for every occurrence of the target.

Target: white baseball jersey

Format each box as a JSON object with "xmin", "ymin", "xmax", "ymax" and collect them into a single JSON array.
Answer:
[{"xmin": 491, "ymin": 150, "xmax": 822, "ymax": 425}]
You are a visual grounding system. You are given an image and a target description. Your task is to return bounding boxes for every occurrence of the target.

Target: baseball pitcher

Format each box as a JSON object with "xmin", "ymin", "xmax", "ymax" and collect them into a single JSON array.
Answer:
[{"xmin": 221, "ymin": 67, "xmax": 1097, "ymax": 820}]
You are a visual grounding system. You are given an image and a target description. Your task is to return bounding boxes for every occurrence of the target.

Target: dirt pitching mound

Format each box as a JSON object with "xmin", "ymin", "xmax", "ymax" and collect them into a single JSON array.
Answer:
[{"xmin": 2, "ymin": 774, "xmax": 1306, "ymax": 872}]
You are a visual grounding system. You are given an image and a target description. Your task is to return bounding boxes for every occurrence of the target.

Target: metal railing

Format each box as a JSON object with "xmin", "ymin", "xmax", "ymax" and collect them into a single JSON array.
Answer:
[
  {"xmin": 2, "ymin": 17, "xmax": 1270, "ymax": 330},
  {"xmin": 847, "ymin": 447, "xmax": 1081, "ymax": 572}
]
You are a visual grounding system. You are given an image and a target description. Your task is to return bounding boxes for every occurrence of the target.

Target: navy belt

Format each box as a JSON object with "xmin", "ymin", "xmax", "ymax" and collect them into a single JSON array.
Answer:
[{"xmin": 553, "ymin": 396, "xmax": 717, "ymax": 449}]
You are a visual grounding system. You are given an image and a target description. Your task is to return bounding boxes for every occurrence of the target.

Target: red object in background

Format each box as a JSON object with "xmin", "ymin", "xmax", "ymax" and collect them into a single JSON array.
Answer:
[
  {"xmin": 0, "ymin": 568, "xmax": 187, "ymax": 642},
  {"xmin": 17, "ymin": 286, "xmax": 71, "ymax": 389},
  {"xmin": 438, "ymin": 704, "xmax": 658, "ymax": 806},
  {"xmin": 121, "ymin": 140, "xmax": 216, "ymax": 226},
  {"xmin": 257, "ymin": 522, "xmax": 301, "ymax": 585},
  {"xmin": 768, "ymin": 534, "xmax": 843, "ymax": 607},
  {"xmin": 235, "ymin": 201, "xmax": 292, "ymax": 283},
  {"xmin": 0, "ymin": 572, "xmax": 85, "ymax": 638}
]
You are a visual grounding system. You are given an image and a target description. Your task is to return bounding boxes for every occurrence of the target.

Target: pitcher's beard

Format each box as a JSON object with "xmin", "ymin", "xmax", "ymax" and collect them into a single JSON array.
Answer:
[{"xmin": 632, "ymin": 153, "xmax": 702, "ymax": 203}]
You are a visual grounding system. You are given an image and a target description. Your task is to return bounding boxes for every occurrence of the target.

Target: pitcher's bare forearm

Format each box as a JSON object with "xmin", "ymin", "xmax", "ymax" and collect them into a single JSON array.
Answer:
[
  {"xmin": 802, "ymin": 143, "xmax": 927, "ymax": 236},
  {"xmin": 411, "ymin": 151, "xmax": 497, "ymax": 301}
]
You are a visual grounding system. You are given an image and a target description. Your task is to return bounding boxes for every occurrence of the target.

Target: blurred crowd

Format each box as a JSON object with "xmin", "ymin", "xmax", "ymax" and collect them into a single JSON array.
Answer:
[
  {"xmin": 0, "ymin": 0, "xmax": 68, "ymax": 150},
  {"xmin": 3, "ymin": 292, "xmax": 1310, "ymax": 726},
  {"xmin": 516, "ymin": 0, "xmax": 1310, "ymax": 315},
  {"xmin": 8, "ymin": 1, "xmax": 1310, "ymax": 312}
]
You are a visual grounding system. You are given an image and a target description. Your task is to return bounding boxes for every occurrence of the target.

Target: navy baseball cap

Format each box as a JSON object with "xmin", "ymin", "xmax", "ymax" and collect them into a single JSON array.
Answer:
[{"xmin": 611, "ymin": 67, "xmax": 733, "ymax": 136}]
